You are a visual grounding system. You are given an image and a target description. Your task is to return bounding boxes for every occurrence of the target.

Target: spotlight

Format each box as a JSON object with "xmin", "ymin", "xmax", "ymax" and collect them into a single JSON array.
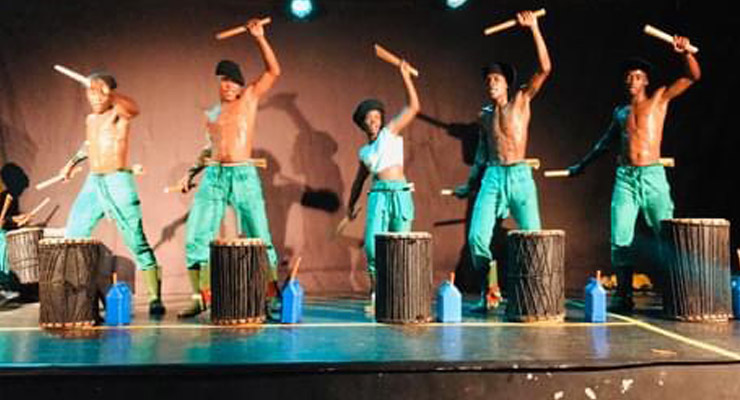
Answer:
[
  {"xmin": 446, "ymin": 0, "xmax": 468, "ymax": 9},
  {"xmin": 289, "ymin": 0, "xmax": 314, "ymax": 19}
]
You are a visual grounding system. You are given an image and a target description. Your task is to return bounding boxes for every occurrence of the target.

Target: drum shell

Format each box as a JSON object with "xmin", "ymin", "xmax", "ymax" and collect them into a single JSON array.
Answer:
[
  {"xmin": 661, "ymin": 219, "xmax": 731, "ymax": 322},
  {"xmin": 210, "ymin": 240, "xmax": 268, "ymax": 325},
  {"xmin": 506, "ymin": 230, "xmax": 565, "ymax": 323},
  {"xmin": 375, "ymin": 232, "xmax": 433, "ymax": 324},
  {"xmin": 5, "ymin": 228, "xmax": 43, "ymax": 284},
  {"xmin": 38, "ymin": 239, "xmax": 101, "ymax": 328}
]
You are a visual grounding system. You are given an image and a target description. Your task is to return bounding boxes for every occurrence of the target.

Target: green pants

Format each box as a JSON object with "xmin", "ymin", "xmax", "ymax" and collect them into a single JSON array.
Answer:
[
  {"xmin": 611, "ymin": 164, "xmax": 674, "ymax": 268},
  {"xmin": 66, "ymin": 172, "xmax": 158, "ymax": 271},
  {"xmin": 468, "ymin": 163, "xmax": 541, "ymax": 272},
  {"xmin": 185, "ymin": 165, "xmax": 278, "ymax": 271},
  {"xmin": 364, "ymin": 179, "xmax": 414, "ymax": 274},
  {"xmin": 0, "ymin": 230, "xmax": 9, "ymax": 287}
]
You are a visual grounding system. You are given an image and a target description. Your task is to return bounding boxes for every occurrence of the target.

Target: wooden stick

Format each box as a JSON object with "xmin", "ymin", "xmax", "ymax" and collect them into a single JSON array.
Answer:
[
  {"xmin": 53, "ymin": 64, "xmax": 91, "ymax": 87},
  {"xmin": 335, "ymin": 206, "xmax": 362, "ymax": 237},
  {"xmin": 644, "ymin": 25, "xmax": 698, "ymax": 54},
  {"xmin": 544, "ymin": 169, "xmax": 570, "ymax": 178},
  {"xmin": 373, "ymin": 44, "xmax": 419, "ymax": 77},
  {"xmin": 35, "ymin": 166, "xmax": 83, "ymax": 191},
  {"xmin": 525, "ymin": 158, "xmax": 541, "ymax": 170},
  {"xmin": 0, "ymin": 194, "xmax": 12, "ymax": 223},
  {"xmin": 484, "ymin": 8, "xmax": 546, "ymax": 36},
  {"xmin": 440, "ymin": 188, "xmax": 454, "ymax": 196},
  {"xmin": 28, "ymin": 197, "xmax": 51, "ymax": 218},
  {"xmin": 289, "ymin": 256, "xmax": 302, "ymax": 281},
  {"xmin": 660, "ymin": 157, "xmax": 675, "ymax": 168},
  {"xmin": 216, "ymin": 17, "xmax": 272, "ymax": 40}
]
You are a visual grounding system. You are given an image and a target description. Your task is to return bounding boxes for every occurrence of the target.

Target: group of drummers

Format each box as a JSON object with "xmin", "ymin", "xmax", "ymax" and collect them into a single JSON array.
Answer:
[{"xmin": 0, "ymin": 10, "xmax": 701, "ymax": 321}]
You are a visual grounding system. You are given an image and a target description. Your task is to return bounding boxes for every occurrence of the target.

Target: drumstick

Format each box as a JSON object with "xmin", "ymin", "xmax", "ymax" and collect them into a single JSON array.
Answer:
[
  {"xmin": 53, "ymin": 64, "xmax": 91, "ymax": 87},
  {"xmin": 335, "ymin": 206, "xmax": 362, "ymax": 237},
  {"xmin": 484, "ymin": 8, "xmax": 546, "ymax": 36},
  {"xmin": 525, "ymin": 158, "xmax": 541, "ymax": 170},
  {"xmin": 132, "ymin": 164, "xmax": 145, "ymax": 175},
  {"xmin": 544, "ymin": 169, "xmax": 570, "ymax": 178},
  {"xmin": 216, "ymin": 17, "xmax": 272, "ymax": 40},
  {"xmin": 35, "ymin": 166, "xmax": 84, "ymax": 190},
  {"xmin": 0, "ymin": 194, "xmax": 12, "ymax": 223},
  {"xmin": 660, "ymin": 157, "xmax": 675, "ymax": 168},
  {"xmin": 643, "ymin": 25, "xmax": 699, "ymax": 54},
  {"xmin": 373, "ymin": 44, "xmax": 420, "ymax": 77},
  {"xmin": 28, "ymin": 197, "xmax": 51, "ymax": 218},
  {"xmin": 440, "ymin": 188, "xmax": 454, "ymax": 196}
]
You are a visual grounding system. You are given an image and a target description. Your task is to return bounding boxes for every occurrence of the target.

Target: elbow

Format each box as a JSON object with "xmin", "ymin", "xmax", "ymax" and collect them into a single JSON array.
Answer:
[{"xmin": 540, "ymin": 62, "xmax": 552, "ymax": 78}]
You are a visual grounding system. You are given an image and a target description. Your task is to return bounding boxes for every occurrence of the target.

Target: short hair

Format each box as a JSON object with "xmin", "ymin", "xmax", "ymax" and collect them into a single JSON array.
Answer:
[{"xmin": 352, "ymin": 99, "xmax": 385, "ymax": 130}]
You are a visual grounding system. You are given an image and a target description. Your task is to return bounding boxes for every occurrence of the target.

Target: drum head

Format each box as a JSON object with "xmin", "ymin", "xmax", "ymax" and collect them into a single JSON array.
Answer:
[
  {"xmin": 39, "ymin": 238, "xmax": 102, "ymax": 246},
  {"xmin": 211, "ymin": 238, "xmax": 265, "ymax": 246},
  {"xmin": 375, "ymin": 232, "xmax": 431, "ymax": 240}
]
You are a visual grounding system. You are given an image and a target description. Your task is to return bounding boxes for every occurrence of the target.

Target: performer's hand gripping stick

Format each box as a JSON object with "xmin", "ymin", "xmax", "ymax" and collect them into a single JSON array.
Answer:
[
  {"xmin": 216, "ymin": 17, "xmax": 272, "ymax": 40},
  {"xmin": 374, "ymin": 44, "xmax": 420, "ymax": 77},
  {"xmin": 644, "ymin": 25, "xmax": 699, "ymax": 54},
  {"xmin": 484, "ymin": 8, "xmax": 546, "ymax": 36}
]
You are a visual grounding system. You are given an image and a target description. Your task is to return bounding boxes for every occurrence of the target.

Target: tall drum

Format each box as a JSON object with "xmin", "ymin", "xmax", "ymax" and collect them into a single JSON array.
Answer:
[
  {"xmin": 661, "ymin": 218, "xmax": 731, "ymax": 322},
  {"xmin": 38, "ymin": 238, "xmax": 102, "ymax": 328},
  {"xmin": 210, "ymin": 238, "xmax": 268, "ymax": 325},
  {"xmin": 506, "ymin": 230, "xmax": 565, "ymax": 323},
  {"xmin": 5, "ymin": 227, "xmax": 43, "ymax": 284},
  {"xmin": 375, "ymin": 232, "xmax": 433, "ymax": 324}
]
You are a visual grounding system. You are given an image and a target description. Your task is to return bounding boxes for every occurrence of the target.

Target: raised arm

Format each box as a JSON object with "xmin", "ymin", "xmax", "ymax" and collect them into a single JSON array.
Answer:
[
  {"xmin": 519, "ymin": 10, "xmax": 552, "ymax": 99},
  {"xmin": 385, "ymin": 61, "xmax": 421, "ymax": 135},
  {"xmin": 247, "ymin": 19, "xmax": 281, "ymax": 98},
  {"xmin": 661, "ymin": 36, "xmax": 701, "ymax": 102},
  {"xmin": 567, "ymin": 112, "xmax": 620, "ymax": 176},
  {"xmin": 347, "ymin": 162, "xmax": 370, "ymax": 220}
]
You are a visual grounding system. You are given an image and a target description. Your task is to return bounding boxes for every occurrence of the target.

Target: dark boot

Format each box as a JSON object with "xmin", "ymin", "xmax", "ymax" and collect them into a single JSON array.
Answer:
[
  {"xmin": 609, "ymin": 266, "xmax": 634, "ymax": 313},
  {"xmin": 143, "ymin": 268, "xmax": 166, "ymax": 316}
]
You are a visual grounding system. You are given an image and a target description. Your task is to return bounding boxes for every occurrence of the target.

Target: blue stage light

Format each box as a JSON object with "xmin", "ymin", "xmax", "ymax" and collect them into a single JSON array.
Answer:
[
  {"xmin": 290, "ymin": 0, "xmax": 314, "ymax": 19},
  {"xmin": 446, "ymin": 0, "xmax": 468, "ymax": 9}
]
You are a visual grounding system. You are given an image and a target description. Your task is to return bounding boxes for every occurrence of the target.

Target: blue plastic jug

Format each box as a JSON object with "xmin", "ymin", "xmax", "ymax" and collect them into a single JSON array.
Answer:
[
  {"xmin": 281, "ymin": 278, "xmax": 304, "ymax": 323},
  {"xmin": 436, "ymin": 274, "xmax": 462, "ymax": 323},
  {"xmin": 585, "ymin": 273, "xmax": 606, "ymax": 323},
  {"xmin": 105, "ymin": 273, "xmax": 132, "ymax": 326},
  {"xmin": 732, "ymin": 275, "xmax": 740, "ymax": 319}
]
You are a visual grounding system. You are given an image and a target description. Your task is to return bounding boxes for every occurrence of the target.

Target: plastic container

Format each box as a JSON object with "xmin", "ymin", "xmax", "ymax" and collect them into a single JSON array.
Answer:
[
  {"xmin": 436, "ymin": 273, "xmax": 462, "ymax": 323},
  {"xmin": 281, "ymin": 257, "xmax": 304, "ymax": 324},
  {"xmin": 585, "ymin": 271, "xmax": 606, "ymax": 323},
  {"xmin": 105, "ymin": 273, "xmax": 132, "ymax": 326}
]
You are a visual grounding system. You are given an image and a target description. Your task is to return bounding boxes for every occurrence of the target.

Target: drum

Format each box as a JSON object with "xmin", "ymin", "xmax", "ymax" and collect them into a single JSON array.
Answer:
[
  {"xmin": 210, "ymin": 238, "xmax": 268, "ymax": 325},
  {"xmin": 38, "ymin": 238, "xmax": 102, "ymax": 328},
  {"xmin": 5, "ymin": 227, "xmax": 43, "ymax": 283},
  {"xmin": 375, "ymin": 232, "xmax": 433, "ymax": 324},
  {"xmin": 506, "ymin": 230, "xmax": 565, "ymax": 323},
  {"xmin": 661, "ymin": 218, "xmax": 731, "ymax": 322}
]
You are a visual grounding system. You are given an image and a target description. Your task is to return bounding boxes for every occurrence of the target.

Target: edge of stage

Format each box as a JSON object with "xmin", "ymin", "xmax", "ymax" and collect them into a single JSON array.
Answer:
[{"xmin": 3, "ymin": 294, "xmax": 740, "ymax": 399}]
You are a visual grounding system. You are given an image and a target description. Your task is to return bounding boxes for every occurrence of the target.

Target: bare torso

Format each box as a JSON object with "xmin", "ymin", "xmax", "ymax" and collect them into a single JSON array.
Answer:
[
  {"xmin": 483, "ymin": 92, "xmax": 531, "ymax": 164},
  {"xmin": 616, "ymin": 88, "xmax": 668, "ymax": 166},
  {"xmin": 209, "ymin": 88, "xmax": 259, "ymax": 162},
  {"xmin": 86, "ymin": 108, "xmax": 130, "ymax": 173}
]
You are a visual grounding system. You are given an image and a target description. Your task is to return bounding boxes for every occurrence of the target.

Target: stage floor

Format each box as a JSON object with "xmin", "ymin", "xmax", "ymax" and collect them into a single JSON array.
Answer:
[{"xmin": 2, "ymin": 293, "xmax": 740, "ymax": 370}]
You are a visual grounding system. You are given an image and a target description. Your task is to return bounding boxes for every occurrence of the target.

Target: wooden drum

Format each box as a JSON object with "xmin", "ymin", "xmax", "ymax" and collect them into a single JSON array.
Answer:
[
  {"xmin": 375, "ymin": 232, "xmax": 433, "ymax": 324},
  {"xmin": 210, "ymin": 238, "xmax": 268, "ymax": 325},
  {"xmin": 661, "ymin": 218, "xmax": 731, "ymax": 322},
  {"xmin": 5, "ymin": 227, "xmax": 43, "ymax": 284},
  {"xmin": 38, "ymin": 238, "xmax": 102, "ymax": 328},
  {"xmin": 506, "ymin": 230, "xmax": 565, "ymax": 323}
]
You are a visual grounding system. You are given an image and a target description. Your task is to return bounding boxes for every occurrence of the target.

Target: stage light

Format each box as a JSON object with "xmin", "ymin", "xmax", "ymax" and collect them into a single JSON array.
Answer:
[
  {"xmin": 446, "ymin": 0, "xmax": 468, "ymax": 9},
  {"xmin": 289, "ymin": 0, "xmax": 314, "ymax": 19}
]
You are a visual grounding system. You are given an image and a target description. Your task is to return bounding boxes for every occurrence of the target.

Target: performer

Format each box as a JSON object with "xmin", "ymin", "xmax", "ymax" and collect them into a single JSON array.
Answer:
[
  {"xmin": 58, "ymin": 73, "xmax": 166, "ymax": 315},
  {"xmin": 453, "ymin": 10, "xmax": 551, "ymax": 311},
  {"xmin": 346, "ymin": 59, "xmax": 420, "ymax": 307},
  {"xmin": 564, "ymin": 35, "xmax": 700, "ymax": 311},
  {"xmin": 0, "ymin": 163, "xmax": 30, "ymax": 303},
  {"xmin": 175, "ymin": 18, "xmax": 281, "ymax": 318}
]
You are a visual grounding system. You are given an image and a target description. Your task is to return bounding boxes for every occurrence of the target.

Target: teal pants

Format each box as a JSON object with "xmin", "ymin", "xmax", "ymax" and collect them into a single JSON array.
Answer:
[
  {"xmin": 611, "ymin": 164, "xmax": 674, "ymax": 268},
  {"xmin": 66, "ymin": 172, "xmax": 158, "ymax": 271},
  {"xmin": 0, "ymin": 230, "xmax": 9, "ymax": 287},
  {"xmin": 365, "ymin": 179, "xmax": 414, "ymax": 274},
  {"xmin": 468, "ymin": 163, "xmax": 541, "ymax": 272},
  {"xmin": 185, "ymin": 165, "xmax": 278, "ymax": 271}
]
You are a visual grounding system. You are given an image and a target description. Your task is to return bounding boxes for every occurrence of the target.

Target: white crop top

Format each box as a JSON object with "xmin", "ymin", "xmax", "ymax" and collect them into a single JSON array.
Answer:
[{"xmin": 358, "ymin": 127, "xmax": 404, "ymax": 174}]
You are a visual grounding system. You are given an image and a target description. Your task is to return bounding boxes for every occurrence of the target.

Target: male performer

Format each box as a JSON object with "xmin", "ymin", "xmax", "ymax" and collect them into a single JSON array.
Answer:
[
  {"xmin": 0, "ymin": 163, "xmax": 30, "ymax": 303},
  {"xmin": 346, "ymin": 59, "xmax": 420, "ymax": 308},
  {"xmin": 565, "ymin": 35, "xmax": 700, "ymax": 311},
  {"xmin": 59, "ymin": 73, "xmax": 166, "ymax": 315},
  {"xmin": 176, "ymin": 18, "xmax": 281, "ymax": 318},
  {"xmin": 453, "ymin": 10, "xmax": 551, "ymax": 311}
]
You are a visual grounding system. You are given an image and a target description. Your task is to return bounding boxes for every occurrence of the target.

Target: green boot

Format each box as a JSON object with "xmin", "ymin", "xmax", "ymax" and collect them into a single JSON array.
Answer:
[
  {"xmin": 143, "ymin": 268, "xmax": 166, "ymax": 316},
  {"xmin": 178, "ymin": 269, "xmax": 205, "ymax": 318}
]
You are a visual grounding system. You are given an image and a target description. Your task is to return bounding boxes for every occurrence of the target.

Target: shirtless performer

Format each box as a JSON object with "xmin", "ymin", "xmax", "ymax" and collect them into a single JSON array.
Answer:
[
  {"xmin": 453, "ymin": 10, "xmax": 551, "ymax": 311},
  {"xmin": 346, "ymin": 59, "xmax": 420, "ymax": 308},
  {"xmin": 59, "ymin": 73, "xmax": 166, "ymax": 315},
  {"xmin": 565, "ymin": 35, "xmax": 700, "ymax": 311},
  {"xmin": 176, "ymin": 18, "xmax": 281, "ymax": 318}
]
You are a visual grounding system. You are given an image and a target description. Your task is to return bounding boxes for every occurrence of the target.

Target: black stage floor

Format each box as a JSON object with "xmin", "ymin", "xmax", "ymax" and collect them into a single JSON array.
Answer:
[{"xmin": 2, "ymin": 294, "xmax": 740, "ymax": 399}]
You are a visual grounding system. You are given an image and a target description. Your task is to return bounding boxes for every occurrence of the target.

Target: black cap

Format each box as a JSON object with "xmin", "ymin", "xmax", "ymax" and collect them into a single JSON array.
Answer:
[
  {"xmin": 482, "ymin": 62, "xmax": 517, "ymax": 89},
  {"xmin": 216, "ymin": 60, "xmax": 245, "ymax": 86},
  {"xmin": 352, "ymin": 99, "xmax": 385, "ymax": 130},
  {"xmin": 621, "ymin": 57, "xmax": 655, "ymax": 79},
  {"xmin": 88, "ymin": 71, "xmax": 117, "ymax": 90}
]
